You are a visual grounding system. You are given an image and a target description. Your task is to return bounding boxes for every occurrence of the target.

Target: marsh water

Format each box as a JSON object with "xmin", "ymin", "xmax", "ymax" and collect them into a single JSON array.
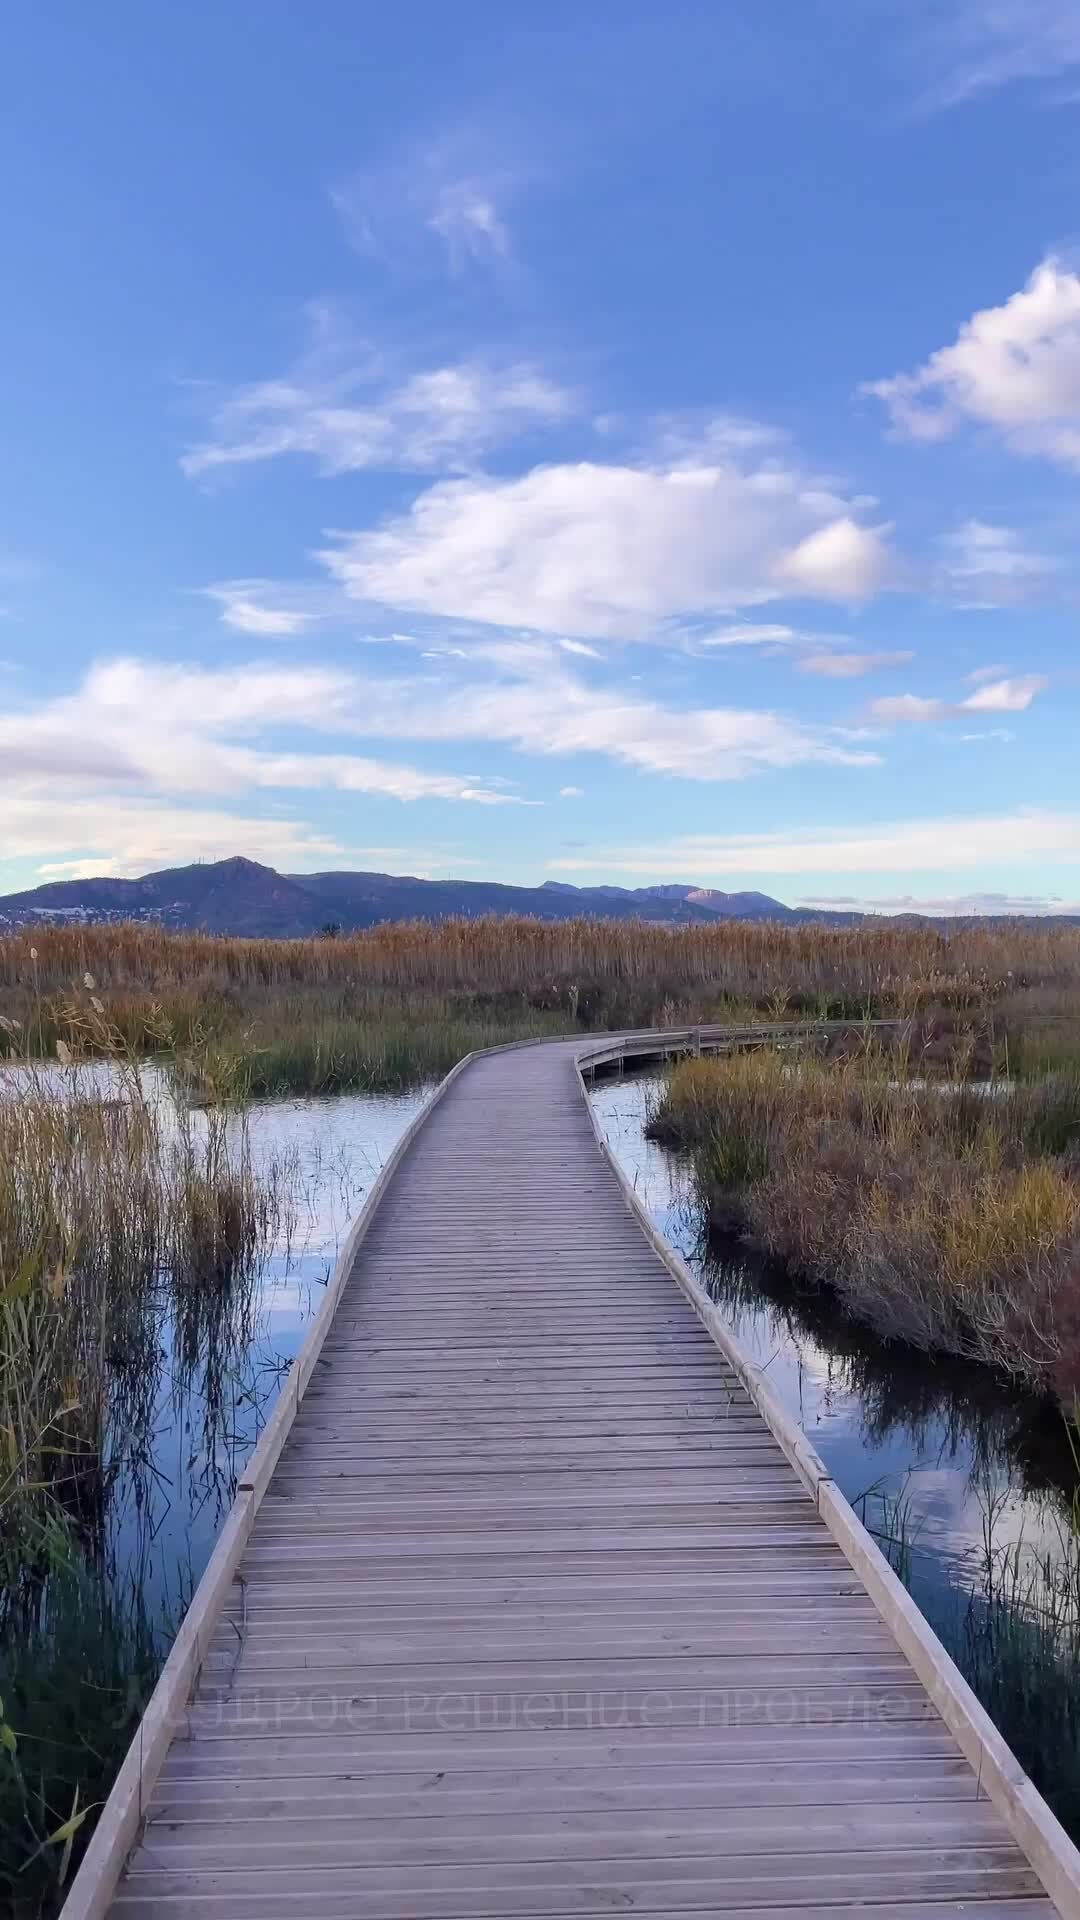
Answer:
[
  {"xmin": 590, "ymin": 1070, "xmax": 1080, "ymax": 1634},
  {"xmin": 2, "ymin": 1063, "xmax": 429, "ymax": 1628},
  {"xmin": 115, "ymin": 1081, "xmax": 432, "ymax": 1621},
  {"xmin": 11, "ymin": 1058, "xmax": 1077, "ymax": 1647}
]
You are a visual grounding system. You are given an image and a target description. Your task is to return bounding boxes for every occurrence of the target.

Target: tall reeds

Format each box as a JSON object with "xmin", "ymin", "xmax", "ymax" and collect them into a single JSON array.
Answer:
[
  {"xmin": 0, "ymin": 1004, "xmax": 292, "ymax": 1910},
  {"xmin": 649, "ymin": 1048, "xmax": 1080, "ymax": 1405},
  {"xmin": 0, "ymin": 1066, "xmax": 286, "ymax": 1566},
  {"xmin": 4, "ymin": 915, "xmax": 1079, "ymax": 1093}
]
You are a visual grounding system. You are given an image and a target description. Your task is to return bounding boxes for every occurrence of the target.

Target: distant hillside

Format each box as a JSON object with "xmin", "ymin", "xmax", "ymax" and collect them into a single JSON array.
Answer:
[
  {"xmin": 3, "ymin": 857, "xmax": 1073, "ymax": 938},
  {"xmin": 0, "ymin": 857, "xmax": 810, "ymax": 936}
]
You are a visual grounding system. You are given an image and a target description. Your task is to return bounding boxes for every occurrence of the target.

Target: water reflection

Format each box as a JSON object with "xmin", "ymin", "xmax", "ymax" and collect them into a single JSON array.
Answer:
[
  {"xmin": 590, "ymin": 1074, "xmax": 1080, "ymax": 1601},
  {"xmin": 1, "ymin": 1064, "xmax": 432, "ymax": 1618},
  {"xmin": 112, "ymin": 1084, "xmax": 432, "ymax": 1614}
]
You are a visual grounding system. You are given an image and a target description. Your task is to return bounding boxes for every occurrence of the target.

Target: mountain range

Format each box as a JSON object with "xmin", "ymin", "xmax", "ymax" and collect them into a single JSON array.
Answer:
[
  {"xmin": 0, "ymin": 856, "xmax": 817, "ymax": 936},
  {"xmin": 0, "ymin": 857, "xmax": 1075, "ymax": 937}
]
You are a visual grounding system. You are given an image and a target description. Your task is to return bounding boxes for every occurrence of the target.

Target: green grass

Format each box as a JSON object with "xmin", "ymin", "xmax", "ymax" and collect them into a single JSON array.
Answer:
[{"xmin": 170, "ymin": 996, "xmax": 574, "ymax": 1101}]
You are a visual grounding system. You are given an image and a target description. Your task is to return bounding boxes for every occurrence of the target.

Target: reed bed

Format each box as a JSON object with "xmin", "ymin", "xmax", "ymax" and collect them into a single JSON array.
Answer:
[
  {"xmin": 0, "ymin": 1068, "xmax": 286, "ymax": 1565},
  {"xmin": 0, "ymin": 1013, "xmax": 292, "ymax": 1909},
  {"xmin": 0, "ymin": 1563, "xmax": 165, "ymax": 1920},
  {"xmin": 870, "ymin": 1486, "xmax": 1080, "ymax": 1842},
  {"xmin": 649, "ymin": 1048, "xmax": 1080, "ymax": 1406},
  {"xmin": 3, "ymin": 916, "xmax": 1080, "ymax": 1092}
]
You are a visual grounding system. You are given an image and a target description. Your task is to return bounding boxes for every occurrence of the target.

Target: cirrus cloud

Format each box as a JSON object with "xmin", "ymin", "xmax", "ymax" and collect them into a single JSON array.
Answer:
[
  {"xmin": 547, "ymin": 807, "xmax": 1080, "ymax": 883},
  {"xmin": 181, "ymin": 305, "xmax": 572, "ymax": 481}
]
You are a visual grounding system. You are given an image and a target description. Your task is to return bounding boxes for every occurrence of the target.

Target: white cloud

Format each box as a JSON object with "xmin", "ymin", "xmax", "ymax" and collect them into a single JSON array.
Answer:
[
  {"xmin": 547, "ymin": 808, "xmax": 1080, "ymax": 881},
  {"xmin": 800, "ymin": 891, "xmax": 1079, "ymax": 917},
  {"xmin": 331, "ymin": 644, "xmax": 880, "ymax": 783},
  {"xmin": 870, "ymin": 693, "xmax": 950, "ymax": 724},
  {"xmin": 320, "ymin": 449, "xmax": 895, "ymax": 640},
  {"xmin": 938, "ymin": 518, "xmax": 1060, "ymax": 605},
  {"xmin": 922, "ymin": 2, "xmax": 1080, "ymax": 109},
  {"xmin": 698, "ymin": 624, "xmax": 801, "ymax": 648},
  {"xmin": 330, "ymin": 131, "xmax": 520, "ymax": 273},
  {"xmin": 204, "ymin": 582, "xmax": 318, "ymax": 636},
  {"xmin": 963, "ymin": 672, "xmax": 1048, "ymax": 711},
  {"xmin": 865, "ymin": 258, "xmax": 1080, "ymax": 465},
  {"xmin": 777, "ymin": 518, "xmax": 895, "ymax": 601},
  {"xmin": 0, "ymin": 795, "xmax": 345, "ymax": 880},
  {"xmin": 427, "ymin": 181, "xmax": 511, "ymax": 272},
  {"xmin": 559, "ymin": 785, "xmax": 584, "ymax": 798},
  {"xmin": 869, "ymin": 673, "xmax": 1046, "ymax": 725},
  {"xmin": 182, "ymin": 307, "xmax": 570, "ymax": 480},
  {"xmin": 798, "ymin": 650, "xmax": 914, "ymax": 679},
  {"xmin": 0, "ymin": 641, "xmax": 878, "ymax": 895},
  {"xmin": 0, "ymin": 659, "xmax": 525, "ymax": 811},
  {"xmin": 559, "ymin": 638, "xmax": 602, "ymax": 658},
  {"xmin": 966, "ymin": 662, "xmax": 1010, "ymax": 683}
]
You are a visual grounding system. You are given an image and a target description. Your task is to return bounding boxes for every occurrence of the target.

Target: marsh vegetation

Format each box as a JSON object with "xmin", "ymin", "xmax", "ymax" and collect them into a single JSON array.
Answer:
[
  {"xmin": 4, "ymin": 914, "xmax": 1080, "ymax": 1092},
  {"xmin": 3, "ymin": 919, "xmax": 1080, "ymax": 1901},
  {"xmin": 647, "ymin": 1044, "xmax": 1080, "ymax": 1406},
  {"xmin": 594, "ymin": 1057, "xmax": 1080, "ymax": 1838},
  {"xmin": 0, "ymin": 1005, "xmax": 310, "ymax": 1914}
]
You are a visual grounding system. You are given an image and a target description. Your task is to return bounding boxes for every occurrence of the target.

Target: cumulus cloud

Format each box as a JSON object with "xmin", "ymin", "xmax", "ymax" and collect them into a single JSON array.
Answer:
[
  {"xmin": 777, "ymin": 518, "xmax": 895, "ymax": 601},
  {"xmin": 964, "ymin": 672, "xmax": 1048, "ymax": 711},
  {"xmin": 865, "ymin": 258, "xmax": 1080, "ymax": 465},
  {"xmin": 870, "ymin": 693, "xmax": 951, "ymax": 724},
  {"xmin": 869, "ymin": 674, "xmax": 1046, "ymax": 725},
  {"xmin": 182, "ymin": 307, "xmax": 570, "ymax": 480},
  {"xmin": 319, "ymin": 450, "xmax": 895, "ymax": 640}
]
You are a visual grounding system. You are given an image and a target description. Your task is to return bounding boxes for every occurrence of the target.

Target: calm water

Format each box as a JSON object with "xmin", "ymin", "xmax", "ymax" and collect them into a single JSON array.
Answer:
[
  {"xmin": 5, "ymin": 1064, "xmax": 431, "ymax": 1621},
  {"xmin": 13, "ymin": 1058, "xmax": 1077, "ymax": 1636},
  {"xmin": 127, "ymin": 1082, "xmax": 433, "ymax": 1616},
  {"xmin": 590, "ymin": 1072, "xmax": 1079, "ymax": 1620}
]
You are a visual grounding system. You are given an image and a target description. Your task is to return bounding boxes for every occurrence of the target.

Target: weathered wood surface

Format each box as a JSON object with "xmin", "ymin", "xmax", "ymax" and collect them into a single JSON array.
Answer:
[{"xmin": 110, "ymin": 1040, "xmax": 1058, "ymax": 1917}]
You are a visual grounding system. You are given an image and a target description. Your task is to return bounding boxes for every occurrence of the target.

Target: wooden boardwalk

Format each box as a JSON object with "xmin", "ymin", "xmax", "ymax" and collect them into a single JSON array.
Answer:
[{"xmin": 105, "ymin": 1038, "xmax": 1062, "ymax": 1918}]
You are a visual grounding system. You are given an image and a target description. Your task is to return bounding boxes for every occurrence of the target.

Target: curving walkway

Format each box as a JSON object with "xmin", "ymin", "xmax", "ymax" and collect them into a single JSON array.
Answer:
[{"xmin": 90, "ymin": 1037, "xmax": 1065, "ymax": 1917}]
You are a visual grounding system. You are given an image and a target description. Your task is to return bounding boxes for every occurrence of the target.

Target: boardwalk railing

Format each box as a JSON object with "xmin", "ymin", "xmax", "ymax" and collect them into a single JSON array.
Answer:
[{"xmin": 60, "ymin": 1023, "xmax": 1080, "ymax": 1920}]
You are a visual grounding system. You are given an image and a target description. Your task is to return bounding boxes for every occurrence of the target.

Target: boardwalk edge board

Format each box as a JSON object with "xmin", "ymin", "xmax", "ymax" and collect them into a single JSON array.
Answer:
[
  {"xmin": 575, "ymin": 1035, "xmax": 1080, "ymax": 1920},
  {"xmin": 60, "ymin": 1024, "xmax": 1080, "ymax": 1920},
  {"xmin": 55, "ymin": 1038, "xmax": 515, "ymax": 1920}
]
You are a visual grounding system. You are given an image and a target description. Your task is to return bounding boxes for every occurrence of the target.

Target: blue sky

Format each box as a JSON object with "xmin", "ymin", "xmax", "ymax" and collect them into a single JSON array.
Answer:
[{"xmin": 2, "ymin": 0, "xmax": 1079, "ymax": 913}]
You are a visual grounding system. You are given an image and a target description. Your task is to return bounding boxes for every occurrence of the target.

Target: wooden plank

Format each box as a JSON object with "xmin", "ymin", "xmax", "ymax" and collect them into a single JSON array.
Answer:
[
  {"xmin": 73, "ymin": 1034, "xmax": 1068, "ymax": 1920},
  {"xmin": 110, "ymin": 1851, "xmax": 1046, "ymax": 1918}
]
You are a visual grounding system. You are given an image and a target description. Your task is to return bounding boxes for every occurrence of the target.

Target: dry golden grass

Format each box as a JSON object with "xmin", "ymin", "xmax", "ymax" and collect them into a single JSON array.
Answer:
[
  {"xmin": 4, "ymin": 912, "xmax": 1080, "ymax": 1004},
  {"xmin": 2, "ymin": 915, "xmax": 1079, "ymax": 1091},
  {"xmin": 649, "ymin": 1048, "xmax": 1080, "ymax": 1405}
]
